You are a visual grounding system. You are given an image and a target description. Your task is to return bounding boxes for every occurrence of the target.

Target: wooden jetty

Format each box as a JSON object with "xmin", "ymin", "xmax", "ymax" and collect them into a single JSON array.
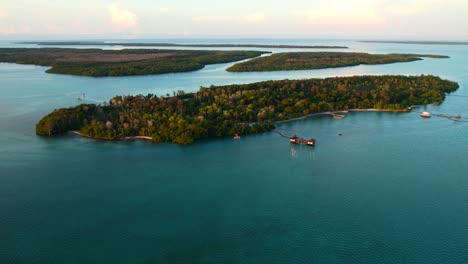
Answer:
[{"xmin": 414, "ymin": 111, "xmax": 468, "ymax": 122}]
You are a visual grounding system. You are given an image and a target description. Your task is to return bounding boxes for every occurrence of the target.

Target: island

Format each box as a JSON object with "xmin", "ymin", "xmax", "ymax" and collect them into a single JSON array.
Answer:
[
  {"xmin": 17, "ymin": 41, "xmax": 348, "ymax": 49},
  {"xmin": 360, "ymin": 40, "xmax": 468, "ymax": 46},
  {"xmin": 226, "ymin": 52, "xmax": 449, "ymax": 72},
  {"xmin": 36, "ymin": 75, "xmax": 459, "ymax": 144},
  {"xmin": 0, "ymin": 48, "xmax": 267, "ymax": 77}
]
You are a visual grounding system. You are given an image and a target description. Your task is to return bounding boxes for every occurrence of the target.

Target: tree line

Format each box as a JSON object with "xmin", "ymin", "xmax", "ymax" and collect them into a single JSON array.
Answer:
[
  {"xmin": 226, "ymin": 52, "xmax": 449, "ymax": 72},
  {"xmin": 36, "ymin": 75, "xmax": 459, "ymax": 144},
  {"xmin": 0, "ymin": 48, "xmax": 266, "ymax": 77}
]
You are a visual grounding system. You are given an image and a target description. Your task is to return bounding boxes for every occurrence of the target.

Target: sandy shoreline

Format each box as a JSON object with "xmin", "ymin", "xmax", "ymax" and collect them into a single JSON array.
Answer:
[
  {"xmin": 69, "ymin": 108, "xmax": 410, "ymax": 142},
  {"xmin": 70, "ymin": 131, "xmax": 153, "ymax": 141},
  {"xmin": 274, "ymin": 108, "xmax": 410, "ymax": 124}
]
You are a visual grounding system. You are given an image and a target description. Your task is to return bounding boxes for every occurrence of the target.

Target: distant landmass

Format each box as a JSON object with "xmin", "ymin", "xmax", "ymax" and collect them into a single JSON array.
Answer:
[
  {"xmin": 17, "ymin": 41, "xmax": 348, "ymax": 49},
  {"xmin": 226, "ymin": 52, "xmax": 449, "ymax": 72},
  {"xmin": 36, "ymin": 75, "xmax": 459, "ymax": 144},
  {"xmin": 361, "ymin": 40, "xmax": 468, "ymax": 45},
  {"xmin": 0, "ymin": 48, "xmax": 267, "ymax": 77}
]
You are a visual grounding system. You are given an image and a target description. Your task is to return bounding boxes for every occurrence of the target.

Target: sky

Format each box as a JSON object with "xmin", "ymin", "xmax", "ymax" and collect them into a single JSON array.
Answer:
[{"xmin": 0, "ymin": 0, "xmax": 467, "ymax": 40}]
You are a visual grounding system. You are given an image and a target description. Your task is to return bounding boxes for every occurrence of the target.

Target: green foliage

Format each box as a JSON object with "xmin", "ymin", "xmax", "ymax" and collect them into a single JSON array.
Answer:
[
  {"xmin": 0, "ymin": 48, "xmax": 266, "ymax": 77},
  {"xmin": 226, "ymin": 52, "xmax": 450, "ymax": 72},
  {"xmin": 36, "ymin": 75, "xmax": 459, "ymax": 144}
]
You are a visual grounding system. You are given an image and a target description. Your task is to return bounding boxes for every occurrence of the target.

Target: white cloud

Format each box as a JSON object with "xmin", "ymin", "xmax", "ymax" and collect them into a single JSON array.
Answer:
[
  {"xmin": 0, "ymin": 25, "xmax": 32, "ymax": 35},
  {"xmin": 302, "ymin": 0, "xmax": 444, "ymax": 28},
  {"xmin": 306, "ymin": 1, "xmax": 379, "ymax": 22},
  {"xmin": 193, "ymin": 13, "xmax": 266, "ymax": 23},
  {"xmin": 386, "ymin": 0, "xmax": 440, "ymax": 15},
  {"xmin": 108, "ymin": 4, "xmax": 138, "ymax": 30}
]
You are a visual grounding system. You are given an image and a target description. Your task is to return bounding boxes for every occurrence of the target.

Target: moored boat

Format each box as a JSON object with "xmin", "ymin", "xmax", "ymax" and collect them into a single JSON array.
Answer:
[
  {"xmin": 420, "ymin": 111, "xmax": 431, "ymax": 118},
  {"xmin": 306, "ymin": 138, "xmax": 316, "ymax": 146},
  {"xmin": 331, "ymin": 112, "xmax": 345, "ymax": 119},
  {"xmin": 289, "ymin": 135, "xmax": 316, "ymax": 146},
  {"xmin": 290, "ymin": 135, "xmax": 300, "ymax": 144}
]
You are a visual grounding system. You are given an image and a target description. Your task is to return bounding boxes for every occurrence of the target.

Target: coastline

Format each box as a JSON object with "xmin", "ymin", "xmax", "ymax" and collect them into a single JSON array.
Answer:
[
  {"xmin": 360, "ymin": 40, "xmax": 468, "ymax": 46},
  {"xmin": 69, "ymin": 108, "xmax": 411, "ymax": 141},
  {"xmin": 69, "ymin": 108, "xmax": 410, "ymax": 142},
  {"xmin": 274, "ymin": 108, "xmax": 410, "ymax": 124},
  {"xmin": 70, "ymin": 131, "xmax": 153, "ymax": 141}
]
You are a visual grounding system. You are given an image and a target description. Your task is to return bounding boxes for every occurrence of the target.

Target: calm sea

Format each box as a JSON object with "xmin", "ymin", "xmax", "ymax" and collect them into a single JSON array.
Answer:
[{"xmin": 1, "ymin": 39, "xmax": 468, "ymax": 263}]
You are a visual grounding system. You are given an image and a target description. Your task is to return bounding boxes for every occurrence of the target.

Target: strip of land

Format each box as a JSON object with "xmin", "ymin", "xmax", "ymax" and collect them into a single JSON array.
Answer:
[
  {"xmin": 0, "ymin": 48, "xmax": 267, "ymax": 77},
  {"xmin": 36, "ymin": 75, "xmax": 459, "ymax": 144},
  {"xmin": 17, "ymin": 41, "xmax": 348, "ymax": 49},
  {"xmin": 360, "ymin": 40, "xmax": 468, "ymax": 45},
  {"xmin": 226, "ymin": 52, "xmax": 449, "ymax": 72}
]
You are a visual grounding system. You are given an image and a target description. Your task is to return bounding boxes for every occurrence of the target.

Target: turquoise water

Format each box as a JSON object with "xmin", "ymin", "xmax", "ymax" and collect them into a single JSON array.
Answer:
[{"xmin": 1, "ymin": 40, "xmax": 468, "ymax": 263}]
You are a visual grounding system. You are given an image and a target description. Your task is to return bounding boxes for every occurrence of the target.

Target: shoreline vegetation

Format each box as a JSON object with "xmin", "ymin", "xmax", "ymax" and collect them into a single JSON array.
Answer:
[
  {"xmin": 17, "ymin": 41, "xmax": 348, "ymax": 49},
  {"xmin": 0, "ymin": 48, "xmax": 267, "ymax": 77},
  {"xmin": 274, "ymin": 108, "xmax": 410, "ymax": 124},
  {"xmin": 69, "ymin": 108, "xmax": 411, "ymax": 142},
  {"xmin": 36, "ymin": 75, "xmax": 459, "ymax": 144},
  {"xmin": 70, "ymin": 131, "xmax": 153, "ymax": 141},
  {"xmin": 360, "ymin": 40, "xmax": 468, "ymax": 45},
  {"xmin": 226, "ymin": 52, "xmax": 449, "ymax": 72}
]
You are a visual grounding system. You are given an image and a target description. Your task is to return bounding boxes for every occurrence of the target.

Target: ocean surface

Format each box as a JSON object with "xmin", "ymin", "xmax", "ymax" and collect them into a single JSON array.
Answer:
[{"xmin": 1, "ymin": 39, "xmax": 468, "ymax": 263}]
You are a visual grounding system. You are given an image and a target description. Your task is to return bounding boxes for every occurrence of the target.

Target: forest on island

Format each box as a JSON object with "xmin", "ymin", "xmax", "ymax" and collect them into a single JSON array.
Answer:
[
  {"xmin": 0, "ymin": 48, "xmax": 266, "ymax": 77},
  {"xmin": 36, "ymin": 75, "xmax": 459, "ymax": 144},
  {"xmin": 226, "ymin": 52, "xmax": 449, "ymax": 72}
]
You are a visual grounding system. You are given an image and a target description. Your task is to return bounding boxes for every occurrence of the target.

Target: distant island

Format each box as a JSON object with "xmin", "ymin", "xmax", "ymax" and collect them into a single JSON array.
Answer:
[
  {"xmin": 36, "ymin": 75, "xmax": 459, "ymax": 144},
  {"xmin": 226, "ymin": 52, "xmax": 449, "ymax": 72},
  {"xmin": 17, "ymin": 41, "xmax": 349, "ymax": 49},
  {"xmin": 0, "ymin": 48, "xmax": 267, "ymax": 77},
  {"xmin": 360, "ymin": 40, "xmax": 468, "ymax": 46}
]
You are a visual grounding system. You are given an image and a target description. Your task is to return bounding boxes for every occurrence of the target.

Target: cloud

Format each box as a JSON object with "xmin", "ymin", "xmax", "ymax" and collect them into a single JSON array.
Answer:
[
  {"xmin": 306, "ymin": 2, "xmax": 379, "ymax": 22},
  {"xmin": 0, "ymin": 25, "xmax": 32, "ymax": 35},
  {"xmin": 108, "ymin": 4, "xmax": 138, "ymax": 30},
  {"xmin": 302, "ymin": 0, "xmax": 438, "ymax": 28},
  {"xmin": 193, "ymin": 13, "xmax": 266, "ymax": 23},
  {"xmin": 386, "ymin": 0, "xmax": 439, "ymax": 15}
]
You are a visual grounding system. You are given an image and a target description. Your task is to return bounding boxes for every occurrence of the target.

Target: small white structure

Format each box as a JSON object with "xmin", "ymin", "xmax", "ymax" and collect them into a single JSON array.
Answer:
[{"xmin": 420, "ymin": 111, "xmax": 431, "ymax": 118}]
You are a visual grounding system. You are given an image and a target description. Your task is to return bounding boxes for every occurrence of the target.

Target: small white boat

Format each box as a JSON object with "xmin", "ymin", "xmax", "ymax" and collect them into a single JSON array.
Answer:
[
  {"xmin": 420, "ymin": 111, "xmax": 431, "ymax": 118},
  {"xmin": 332, "ymin": 113, "xmax": 345, "ymax": 119}
]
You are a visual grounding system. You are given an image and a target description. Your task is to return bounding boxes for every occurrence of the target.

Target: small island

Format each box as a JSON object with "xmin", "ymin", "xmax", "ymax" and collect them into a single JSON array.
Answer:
[
  {"xmin": 226, "ymin": 52, "xmax": 449, "ymax": 72},
  {"xmin": 36, "ymin": 75, "xmax": 459, "ymax": 144},
  {"xmin": 17, "ymin": 41, "xmax": 349, "ymax": 49},
  {"xmin": 0, "ymin": 48, "xmax": 267, "ymax": 77}
]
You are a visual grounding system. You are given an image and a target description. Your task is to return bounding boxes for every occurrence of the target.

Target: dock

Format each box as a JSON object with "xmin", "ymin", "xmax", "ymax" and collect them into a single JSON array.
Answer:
[{"xmin": 413, "ymin": 111, "xmax": 468, "ymax": 122}]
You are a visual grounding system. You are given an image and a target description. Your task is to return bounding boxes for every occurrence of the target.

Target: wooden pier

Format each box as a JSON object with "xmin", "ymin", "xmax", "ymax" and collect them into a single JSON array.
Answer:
[{"xmin": 413, "ymin": 111, "xmax": 468, "ymax": 122}]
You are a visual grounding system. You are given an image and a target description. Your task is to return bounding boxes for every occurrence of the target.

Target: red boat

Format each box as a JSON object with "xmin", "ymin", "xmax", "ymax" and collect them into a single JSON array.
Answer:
[
  {"xmin": 289, "ymin": 135, "xmax": 316, "ymax": 146},
  {"xmin": 289, "ymin": 135, "xmax": 301, "ymax": 144},
  {"xmin": 305, "ymin": 138, "xmax": 316, "ymax": 146}
]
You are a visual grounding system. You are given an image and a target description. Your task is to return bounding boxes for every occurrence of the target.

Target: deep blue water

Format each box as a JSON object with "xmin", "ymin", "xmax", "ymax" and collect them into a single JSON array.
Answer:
[{"xmin": 1, "ymin": 39, "xmax": 468, "ymax": 263}]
